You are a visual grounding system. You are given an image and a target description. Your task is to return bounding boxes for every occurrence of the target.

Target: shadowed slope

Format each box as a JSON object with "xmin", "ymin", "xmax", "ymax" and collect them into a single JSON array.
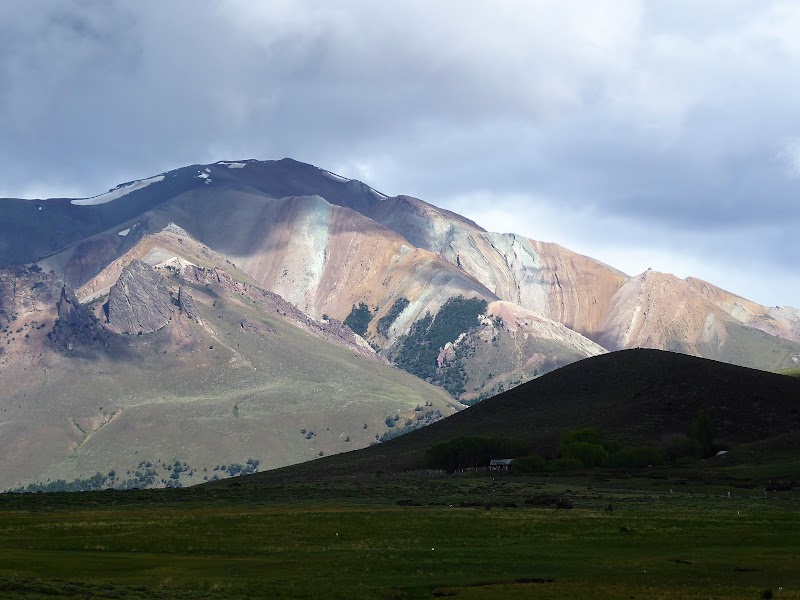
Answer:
[{"xmin": 230, "ymin": 349, "xmax": 800, "ymax": 483}]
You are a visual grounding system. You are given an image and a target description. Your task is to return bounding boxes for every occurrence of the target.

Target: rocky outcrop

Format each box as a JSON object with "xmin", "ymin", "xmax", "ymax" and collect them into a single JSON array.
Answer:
[
  {"xmin": 177, "ymin": 286, "xmax": 200, "ymax": 321},
  {"xmin": 239, "ymin": 318, "xmax": 261, "ymax": 333},
  {"xmin": 107, "ymin": 260, "xmax": 172, "ymax": 334},
  {"xmin": 48, "ymin": 284, "xmax": 109, "ymax": 353},
  {"xmin": 56, "ymin": 286, "xmax": 94, "ymax": 330},
  {"xmin": 0, "ymin": 267, "xmax": 61, "ymax": 326}
]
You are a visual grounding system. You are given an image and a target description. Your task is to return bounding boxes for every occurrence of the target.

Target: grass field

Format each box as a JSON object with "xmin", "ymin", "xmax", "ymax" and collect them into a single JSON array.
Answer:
[{"xmin": 1, "ymin": 475, "xmax": 799, "ymax": 599}]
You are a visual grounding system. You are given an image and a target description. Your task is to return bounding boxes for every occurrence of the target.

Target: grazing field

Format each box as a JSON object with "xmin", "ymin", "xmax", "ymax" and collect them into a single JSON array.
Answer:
[
  {"xmin": 1, "ymin": 475, "xmax": 799, "ymax": 599},
  {"xmin": 779, "ymin": 366, "xmax": 800, "ymax": 378}
]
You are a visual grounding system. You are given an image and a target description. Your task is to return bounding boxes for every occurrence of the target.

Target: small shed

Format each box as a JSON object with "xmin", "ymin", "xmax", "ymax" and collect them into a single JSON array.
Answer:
[{"xmin": 489, "ymin": 458, "xmax": 513, "ymax": 472}]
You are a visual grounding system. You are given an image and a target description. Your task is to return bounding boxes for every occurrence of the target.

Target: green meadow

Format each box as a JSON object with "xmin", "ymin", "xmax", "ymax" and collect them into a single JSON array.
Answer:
[{"xmin": 1, "ymin": 475, "xmax": 799, "ymax": 599}]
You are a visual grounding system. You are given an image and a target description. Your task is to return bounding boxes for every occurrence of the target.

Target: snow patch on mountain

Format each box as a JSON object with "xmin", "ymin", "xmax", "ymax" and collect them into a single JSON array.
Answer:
[
  {"xmin": 321, "ymin": 170, "xmax": 350, "ymax": 183},
  {"xmin": 71, "ymin": 175, "xmax": 165, "ymax": 206},
  {"xmin": 219, "ymin": 162, "xmax": 246, "ymax": 169}
]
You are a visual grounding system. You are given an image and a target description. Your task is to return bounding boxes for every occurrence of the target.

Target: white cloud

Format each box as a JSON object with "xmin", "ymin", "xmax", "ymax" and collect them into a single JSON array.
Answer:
[
  {"xmin": 777, "ymin": 139, "xmax": 800, "ymax": 177},
  {"xmin": 0, "ymin": 0, "xmax": 798, "ymax": 306}
]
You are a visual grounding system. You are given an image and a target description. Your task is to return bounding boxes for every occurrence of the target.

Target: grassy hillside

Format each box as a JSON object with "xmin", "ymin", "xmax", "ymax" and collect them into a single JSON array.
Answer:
[
  {"xmin": 711, "ymin": 321, "xmax": 800, "ymax": 372},
  {"xmin": 0, "ymin": 270, "xmax": 456, "ymax": 490},
  {"xmin": 235, "ymin": 349, "xmax": 800, "ymax": 482},
  {"xmin": 779, "ymin": 366, "xmax": 800, "ymax": 378}
]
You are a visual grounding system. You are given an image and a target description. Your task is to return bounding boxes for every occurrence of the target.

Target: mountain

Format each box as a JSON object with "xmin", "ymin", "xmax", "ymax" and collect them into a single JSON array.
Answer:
[
  {"xmin": 1, "ymin": 157, "xmax": 799, "ymax": 488},
  {"xmin": 0, "ymin": 239, "xmax": 457, "ymax": 490},
  {"xmin": 596, "ymin": 270, "xmax": 800, "ymax": 370},
  {"xmin": 2, "ymin": 160, "xmax": 611, "ymax": 401},
  {"xmin": 231, "ymin": 349, "xmax": 800, "ymax": 483},
  {"xmin": 3, "ymin": 158, "xmax": 796, "ymax": 384}
]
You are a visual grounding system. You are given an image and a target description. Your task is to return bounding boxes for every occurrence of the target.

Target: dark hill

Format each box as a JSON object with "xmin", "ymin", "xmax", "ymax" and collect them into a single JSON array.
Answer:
[{"xmin": 227, "ymin": 349, "xmax": 800, "ymax": 483}]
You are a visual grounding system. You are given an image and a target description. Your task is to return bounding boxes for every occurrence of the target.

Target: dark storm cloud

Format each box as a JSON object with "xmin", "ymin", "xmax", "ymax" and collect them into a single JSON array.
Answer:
[{"xmin": 0, "ymin": 0, "xmax": 798, "ymax": 305}]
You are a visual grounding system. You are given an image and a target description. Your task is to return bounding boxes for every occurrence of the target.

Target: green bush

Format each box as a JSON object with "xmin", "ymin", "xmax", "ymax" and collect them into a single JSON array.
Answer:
[
  {"xmin": 560, "ymin": 426, "xmax": 603, "ymax": 448},
  {"xmin": 426, "ymin": 436, "xmax": 528, "ymax": 472},
  {"xmin": 689, "ymin": 410, "xmax": 714, "ymax": 458},
  {"xmin": 344, "ymin": 303, "xmax": 373, "ymax": 337},
  {"xmin": 393, "ymin": 296, "xmax": 487, "ymax": 385},
  {"xmin": 562, "ymin": 441, "xmax": 608, "ymax": 467},
  {"xmin": 664, "ymin": 434, "xmax": 694, "ymax": 460},
  {"xmin": 608, "ymin": 446, "xmax": 665, "ymax": 468},
  {"xmin": 511, "ymin": 454, "xmax": 546, "ymax": 473},
  {"xmin": 377, "ymin": 297, "xmax": 409, "ymax": 337},
  {"xmin": 548, "ymin": 457, "xmax": 584, "ymax": 471}
]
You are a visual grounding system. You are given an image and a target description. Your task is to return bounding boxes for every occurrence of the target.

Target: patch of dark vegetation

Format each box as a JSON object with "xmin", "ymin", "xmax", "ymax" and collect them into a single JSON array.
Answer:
[
  {"xmin": 344, "ymin": 302, "xmax": 373, "ymax": 337},
  {"xmin": 10, "ymin": 472, "xmax": 114, "ymax": 493},
  {"xmin": 212, "ymin": 459, "xmax": 260, "ymax": 478},
  {"xmin": 433, "ymin": 577, "xmax": 554, "ymax": 596},
  {"xmin": 393, "ymin": 295, "xmax": 487, "ymax": 387},
  {"xmin": 426, "ymin": 421, "xmax": 720, "ymax": 479},
  {"xmin": 376, "ymin": 297, "xmax": 409, "ymax": 337},
  {"xmin": 396, "ymin": 498, "xmax": 421, "ymax": 506},
  {"xmin": 521, "ymin": 494, "xmax": 575, "ymax": 510},
  {"xmin": 0, "ymin": 575, "xmax": 221, "ymax": 600},
  {"xmin": 376, "ymin": 409, "xmax": 443, "ymax": 443},
  {"xmin": 9, "ymin": 458, "xmax": 261, "ymax": 492},
  {"xmin": 437, "ymin": 342, "xmax": 470, "ymax": 397},
  {"xmin": 426, "ymin": 436, "xmax": 529, "ymax": 472}
]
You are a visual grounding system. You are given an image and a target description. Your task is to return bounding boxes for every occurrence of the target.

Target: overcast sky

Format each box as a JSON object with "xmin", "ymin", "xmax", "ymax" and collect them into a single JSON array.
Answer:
[{"xmin": 1, "ymin": 1, "xmax": 798, "ymax": 306}]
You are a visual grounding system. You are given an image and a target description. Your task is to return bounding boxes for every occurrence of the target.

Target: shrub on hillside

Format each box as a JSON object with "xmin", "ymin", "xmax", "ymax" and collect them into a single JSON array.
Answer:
[
  {"xmin": 548, "ymin": 457, "xmax": 584, "ymax": 471},
  {"xmin": 393, "ymin": 296, "xmax": 487, "ymax": 386},
  {"xmin": 663, "ymin": 434, "xmax": 694, "ymax": 460},
  {"xmin": 344, "ymin": 303, "xmax": 373, "ymax": 337},
  {"xmin": 511, "ymin": 454, "xmax": 546, "ymax": 473},
  {"xmin": 608, "ymin": 446, "xmax": 665, "ymax": 468},
  {"xmin": 559, "ymin": 427, "xmax": 610, "ymax": 467},
  {"xmin": 689, "ymin": 410, "xmax": 714, "ymax": 458},
  {"xmin": 561, "ymin": 441, "xmax": 609, "ymax": 467},
  {"xmin": 426, "ymin": 436, "xmax": 528, "ymax": 472},
  {"xmin": 377, "ymin": 297, "xmax": 409, "ymax": 337},
  {"xmin": 560, "ymin": 426, "xmax": 603, "ymax": 447}
]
